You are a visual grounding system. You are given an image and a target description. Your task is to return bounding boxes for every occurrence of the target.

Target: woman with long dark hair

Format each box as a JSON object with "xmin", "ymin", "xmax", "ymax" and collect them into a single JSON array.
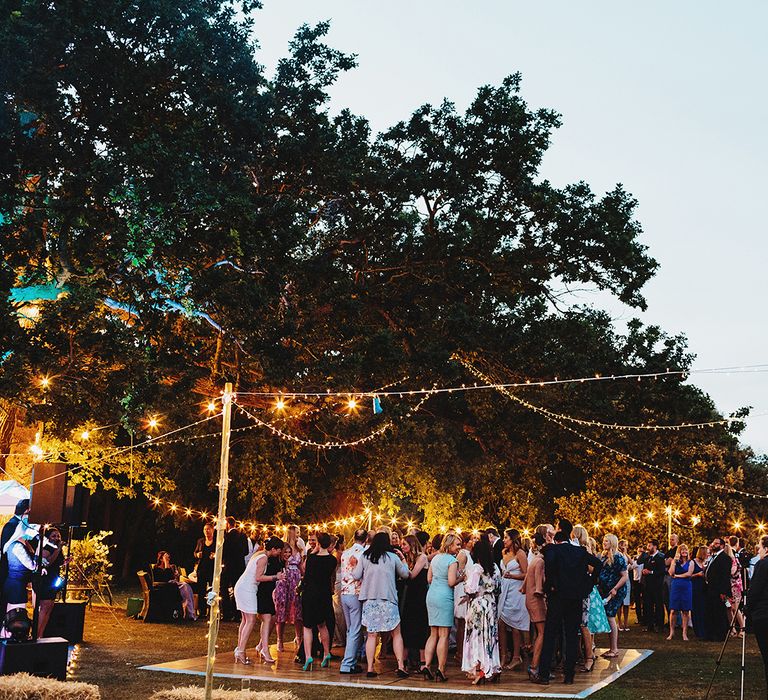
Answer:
[
  {"xmin": 497, "ymin": 529, "xmax": 529, "ymax": 670},
  {"xmin": 193, "ymin": 522, "xmax": 215, "ymax": 618},
  {"xmin": 461, "ymin": 536, "xmax": 501, "ymax": 684},
  {"xmin": 154, "ymin": 551, "xmax": 197, "ymax": 621},
  {"xmin": 401, "ymin": 534, "xmax": 430, "ymax": 669},
  {"xmin": 353, "ymin": 531, "xmax": 411, "ymax": 678},
  {"xmin": 300, "ymin": 532, "xmax": 337, "ymax": 670}
]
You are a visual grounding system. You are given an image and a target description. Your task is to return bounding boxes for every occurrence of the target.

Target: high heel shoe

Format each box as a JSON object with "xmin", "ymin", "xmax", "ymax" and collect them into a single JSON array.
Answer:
[
  {"xmin": 419, "ymin": 665, "xmax": 434, "ymax": 681},
  {"xmin": 302, "ymin": 657, "xmax": 314, "ymax": 671},
  {"xmin": 504, "ymin": 656, "xmax": 522, "ymax": 671},
  {"xmin": 260, "ymin": 651, "xmax": 276, "ymax": 664},
  {"xmin": 578, "ymin": 659, "xmax": 595, "ymax": 673},
  {"xmin": 435, "ymin": 669, "xmax": 448, "ymax": 682},
  {"xmin": 320, "ymin": 653, "xmax": 332, "ymax": 668},
  {"xmin": 234, "ymin": 648, "xmax": 251, "ymax": 665},
  {"xmin": 471, "ymin": 671, "xmax": 486, "ymax": 685}
]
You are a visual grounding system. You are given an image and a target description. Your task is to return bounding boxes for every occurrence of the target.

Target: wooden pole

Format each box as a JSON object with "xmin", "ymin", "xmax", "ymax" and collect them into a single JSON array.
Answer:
[
  {"xmin": 204, "ymin": 383, "xmax": 233, "ymax": 700},
  {"xmin": 667, "ymin": 504, "xmax": 672, "ymax": 550}
]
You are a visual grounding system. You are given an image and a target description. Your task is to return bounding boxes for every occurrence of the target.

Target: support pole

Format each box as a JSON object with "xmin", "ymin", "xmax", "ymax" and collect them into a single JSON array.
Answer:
[
  {"xmin": 667, "ymin": 504, "xmax": 672, "ymax": 549},
  {"xmin": 204, "ymin": 383, "xmax": 233, "ymax": 700}
]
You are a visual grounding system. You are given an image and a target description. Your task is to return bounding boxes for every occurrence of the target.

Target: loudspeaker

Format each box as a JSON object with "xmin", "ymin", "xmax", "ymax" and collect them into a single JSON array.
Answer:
[
  {"xmin": 65, "ymin": 484, "xmax": 90, "ymax": 525},
  {"xmin": 29, "ymin": 462, "xmax": 67, "ymax": 525},
  {"xmin": 43, "ymin": 602, "xmax": 86, "ymax": 643},
  {"xmin": 0, "ymin": 637, "xmax": 68, "ymax": 679}
]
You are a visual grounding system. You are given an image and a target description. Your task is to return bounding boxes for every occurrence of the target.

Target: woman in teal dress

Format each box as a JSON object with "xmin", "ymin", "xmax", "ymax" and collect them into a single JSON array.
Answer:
[{"xmin": 421, "ymin": 533, "xmax": 463, "ymax": 682}]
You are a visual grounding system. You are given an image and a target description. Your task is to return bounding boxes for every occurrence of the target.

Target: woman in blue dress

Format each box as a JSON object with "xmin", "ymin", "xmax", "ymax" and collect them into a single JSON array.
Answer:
[
  {"xmin": 691, "ymin": 546, "xmax": 708, "ymax": 639},
  {"xmin": 421, "ymin": 533, "xmax": 463, "ymax": 682},
  {"xmin": 667, "ymin": 543, "xmax": 693, "ymax": 641},
  {"xmin": 599, "ymin": 534, "xmax": 629, "ymax": 659}
]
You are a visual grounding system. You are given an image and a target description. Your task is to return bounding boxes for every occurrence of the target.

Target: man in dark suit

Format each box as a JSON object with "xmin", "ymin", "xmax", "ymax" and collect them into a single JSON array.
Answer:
[
  {"xmin": 705, "ymin": 536, "xmax": 733, "ymax": 641},
  {"xmin": 533, "ymin": 521, "xmax": 602, "ymax": 686},
  {"xmin": 486, "ymin": 528, "xmax": 503, "ymax": 568},
  {"xmin": 745, "ymin": 535, "xmax": 768, "ymax": 689},
  {"xmin": 642, "ymin": 539, "xmax": 666, "ymax": 631}
]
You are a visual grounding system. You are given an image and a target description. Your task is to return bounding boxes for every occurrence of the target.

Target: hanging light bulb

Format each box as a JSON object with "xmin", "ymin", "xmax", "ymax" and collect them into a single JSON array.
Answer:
[
  {"xmin": 206, "ymin": 401, "xmax": 217, "ymax": 413},
  {"xmin": 346, "ymin": 397, "xmax": 358, "ymax": 411},
  {"xmin": 80, "ymin": 430, "xmax": 90, "ymax": 441},
  {"xmin": 146, "ymin": 416, "xmax": 160, "ymax": 431},
  {"xmin": 275, "ymin": 397, "xmax": 286, "ymax": 411},
  {"xmin": 39, "ymin": 375, "xmax": 50, "ymax": 389}
]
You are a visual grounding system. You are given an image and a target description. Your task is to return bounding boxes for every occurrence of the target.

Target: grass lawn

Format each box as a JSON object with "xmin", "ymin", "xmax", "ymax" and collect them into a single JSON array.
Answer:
[{"xmin": 70, "ymin": 592, "xmax": 767, "ymax": 699}]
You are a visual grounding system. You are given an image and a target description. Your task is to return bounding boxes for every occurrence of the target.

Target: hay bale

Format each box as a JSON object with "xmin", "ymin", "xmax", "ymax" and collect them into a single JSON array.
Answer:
[
  {"xmin": 0, "ymin": 673, "xmax": 100, "ymax": 700},
  {"xmin": 149, "ymin": 688, "xmax": 297, "ymax": 700}
]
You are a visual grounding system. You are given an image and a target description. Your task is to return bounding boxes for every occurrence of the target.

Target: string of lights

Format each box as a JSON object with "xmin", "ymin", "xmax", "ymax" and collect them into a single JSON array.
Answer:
[
  {"xmin": 457, "ymin": 358, "xmax": 768, "ymax": 502},
  {"xmin": 145, "ymin": 493, "xmax": 768, "ymax": 539},
  {"xmin": 451, "ymin": 355, "xmax": 759, "ymax": 432},
  {"xmin": 233, "ymin": 402, "xmax": 392, "ymax": 449},
  {"xmin": 231, "ymin": 361, "xmax": 768, "ymax": 399}
]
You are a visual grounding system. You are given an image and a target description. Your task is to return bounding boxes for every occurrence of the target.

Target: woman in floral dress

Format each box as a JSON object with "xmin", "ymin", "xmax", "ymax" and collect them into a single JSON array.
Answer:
[
  {"xmin": 461, "ymin": 537, "xmax": 501, "ymax": 685},
  {"xmin": 599, "ymin": 533, "xmax": 629, "ymax": 659},
  {"xmin": 274, "ymin": 528, "xmax": 303, "ymax": 652}
]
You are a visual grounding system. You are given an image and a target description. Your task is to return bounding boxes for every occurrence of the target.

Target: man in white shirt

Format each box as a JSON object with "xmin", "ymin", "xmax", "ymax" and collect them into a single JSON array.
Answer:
[{"xmin": 339, "ymin": 529, "xmax": 367, "ymax": 674}]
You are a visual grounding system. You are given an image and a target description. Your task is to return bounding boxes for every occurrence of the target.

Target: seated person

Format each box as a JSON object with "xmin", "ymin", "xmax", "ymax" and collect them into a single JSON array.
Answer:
[{"xmin": 154, "ymin": 551, "xmax": 196, "ymax": 620}]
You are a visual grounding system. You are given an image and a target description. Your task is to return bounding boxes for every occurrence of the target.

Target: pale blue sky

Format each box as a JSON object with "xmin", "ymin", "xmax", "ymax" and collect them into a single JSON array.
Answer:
[{"xmin": 253, "ymin": 2, "xmax": 768, "ymax": 452}]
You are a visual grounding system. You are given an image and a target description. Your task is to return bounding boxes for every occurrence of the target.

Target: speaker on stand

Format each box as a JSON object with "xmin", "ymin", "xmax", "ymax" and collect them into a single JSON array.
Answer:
[{"xmin": 29, "ymin": 462, "xmax": 68, "ymax": 525}]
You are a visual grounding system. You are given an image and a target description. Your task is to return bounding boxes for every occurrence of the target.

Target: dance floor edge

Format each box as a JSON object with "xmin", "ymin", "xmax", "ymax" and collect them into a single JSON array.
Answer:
[{"xmin": 141, "ymin": 646, "xmax": 653, "ymax": 698}]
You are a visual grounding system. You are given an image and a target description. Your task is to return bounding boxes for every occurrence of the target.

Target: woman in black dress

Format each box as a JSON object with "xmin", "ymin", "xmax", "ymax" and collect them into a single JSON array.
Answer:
[
  {"xmin": 401, "ymin": 534, "xmax": 430, "ymax": 669},
  {"xmin": 300, "ymin": 531, "xmax": 337, "ymax": 670},
  {"xmin": 193, "ymin": 522, "xmax": 215, "ymax": 618},
  {"xmin": 255, "ymin": 538, "xmax": 285, "ymax": 662}
]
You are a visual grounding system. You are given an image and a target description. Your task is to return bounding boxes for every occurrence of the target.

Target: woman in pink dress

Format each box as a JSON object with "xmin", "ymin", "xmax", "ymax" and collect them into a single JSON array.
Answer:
[{"xmin": 274, "ymin": 526, "xmax": 303, "ymax": 652}]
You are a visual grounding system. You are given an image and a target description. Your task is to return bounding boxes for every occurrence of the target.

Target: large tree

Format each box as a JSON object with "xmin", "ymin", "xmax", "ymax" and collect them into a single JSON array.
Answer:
[{"xmin": 1, "ymin": 0, "xmax": 762, "ymax": 539}]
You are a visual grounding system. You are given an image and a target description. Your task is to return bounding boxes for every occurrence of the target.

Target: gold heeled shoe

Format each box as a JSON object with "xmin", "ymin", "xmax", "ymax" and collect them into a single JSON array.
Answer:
[{"xmin": 234, "ymin": 648, "xmax": 252, "ymax": 665}]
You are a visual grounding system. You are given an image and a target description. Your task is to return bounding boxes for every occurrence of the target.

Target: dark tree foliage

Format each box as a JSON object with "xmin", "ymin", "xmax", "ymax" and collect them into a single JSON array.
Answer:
[{"xmin": 0, "ymin": 0, "xmax": 761, "ymax": 535}]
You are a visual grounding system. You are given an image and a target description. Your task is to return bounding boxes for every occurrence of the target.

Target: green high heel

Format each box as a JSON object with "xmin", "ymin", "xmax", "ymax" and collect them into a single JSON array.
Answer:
[
  {"xmin": 320, "ymin": 653, "xmax": 332, "ymax": 668},
  {"xmin": 302, "ymin": 656, "xmax": 314, "ymax": 671}
]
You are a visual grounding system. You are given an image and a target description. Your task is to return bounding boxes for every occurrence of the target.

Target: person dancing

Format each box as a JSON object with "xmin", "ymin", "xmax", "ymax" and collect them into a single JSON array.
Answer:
[
  {"xmin": 274, "ymin": 528, "xmax": 303, "ymax": 653},
  {"xmin": 233, "ymin": 537, "xmax": 285, "ymax": 664},
  {"xmin": 461, "ymin": 536, "xmax": 502, "ymax": 685},
  {"xmin": 667, "ymin": 543, "xmax": 693, "ymax": 641},
  {"xmin": 300, "ymin": 532, "xmax": 337, "ymax": 670},
  {"xmin": 497, "ymin": 529, "xmax": 529, "ymax": 671},
  {"xmin": 421, "ymin": 533, "xmax": 463, "ymax": 682}
]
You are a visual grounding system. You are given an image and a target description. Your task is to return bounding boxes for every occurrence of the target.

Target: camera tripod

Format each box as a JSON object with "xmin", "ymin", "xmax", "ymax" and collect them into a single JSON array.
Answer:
[{"xmin": 704, "ymin": 593, "xmax": 747, "ymax": 700}]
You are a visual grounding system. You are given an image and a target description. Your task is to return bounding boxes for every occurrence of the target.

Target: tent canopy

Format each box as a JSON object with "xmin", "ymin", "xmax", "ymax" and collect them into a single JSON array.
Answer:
[{"xmin": 0, "ymin": 480, "xmax": 30, "ymax": 515}]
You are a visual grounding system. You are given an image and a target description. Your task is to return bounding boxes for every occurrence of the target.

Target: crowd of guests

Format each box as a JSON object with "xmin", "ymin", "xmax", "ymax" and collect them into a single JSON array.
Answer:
[{"xmin": 177, "ymin": 516, "xmax": 768, "ymax": 687}]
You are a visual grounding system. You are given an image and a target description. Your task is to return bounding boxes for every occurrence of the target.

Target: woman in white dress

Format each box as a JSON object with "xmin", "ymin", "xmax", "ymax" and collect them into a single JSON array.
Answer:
[
  {"xmin": 497, "ymin": 528, "xmax": 529, "ymax": 670},
  {"xmin": 453, "ymin": 532, "xmax": 475, "ymax": 664},
  {"xmin": 233, "ymin": 537, "xmax": 285, "ymax": 664}
]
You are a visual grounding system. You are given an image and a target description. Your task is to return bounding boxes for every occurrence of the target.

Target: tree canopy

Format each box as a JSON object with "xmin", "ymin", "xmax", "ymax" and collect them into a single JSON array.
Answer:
[{"xmin": 1, "ymin": 0, "xmax": 763, "ymax": 538}]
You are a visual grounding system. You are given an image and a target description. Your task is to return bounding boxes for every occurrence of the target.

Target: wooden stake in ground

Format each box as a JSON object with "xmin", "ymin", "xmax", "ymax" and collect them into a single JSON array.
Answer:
[{"xmin": 204, "ymin": 382, "xmax": 233, "ymax": 700}]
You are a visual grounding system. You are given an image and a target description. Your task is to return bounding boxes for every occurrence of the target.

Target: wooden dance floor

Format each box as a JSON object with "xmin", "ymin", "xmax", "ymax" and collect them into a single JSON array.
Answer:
[{"xmin": 141, "ymin": 645, "xmax": 652, "ymax": 698}]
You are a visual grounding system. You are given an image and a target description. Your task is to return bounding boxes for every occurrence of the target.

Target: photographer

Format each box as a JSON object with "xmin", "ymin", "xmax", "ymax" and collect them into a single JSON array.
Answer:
[{"xmin": 746, "ymin": 535, "xmax": 768, "ymax": 689}]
